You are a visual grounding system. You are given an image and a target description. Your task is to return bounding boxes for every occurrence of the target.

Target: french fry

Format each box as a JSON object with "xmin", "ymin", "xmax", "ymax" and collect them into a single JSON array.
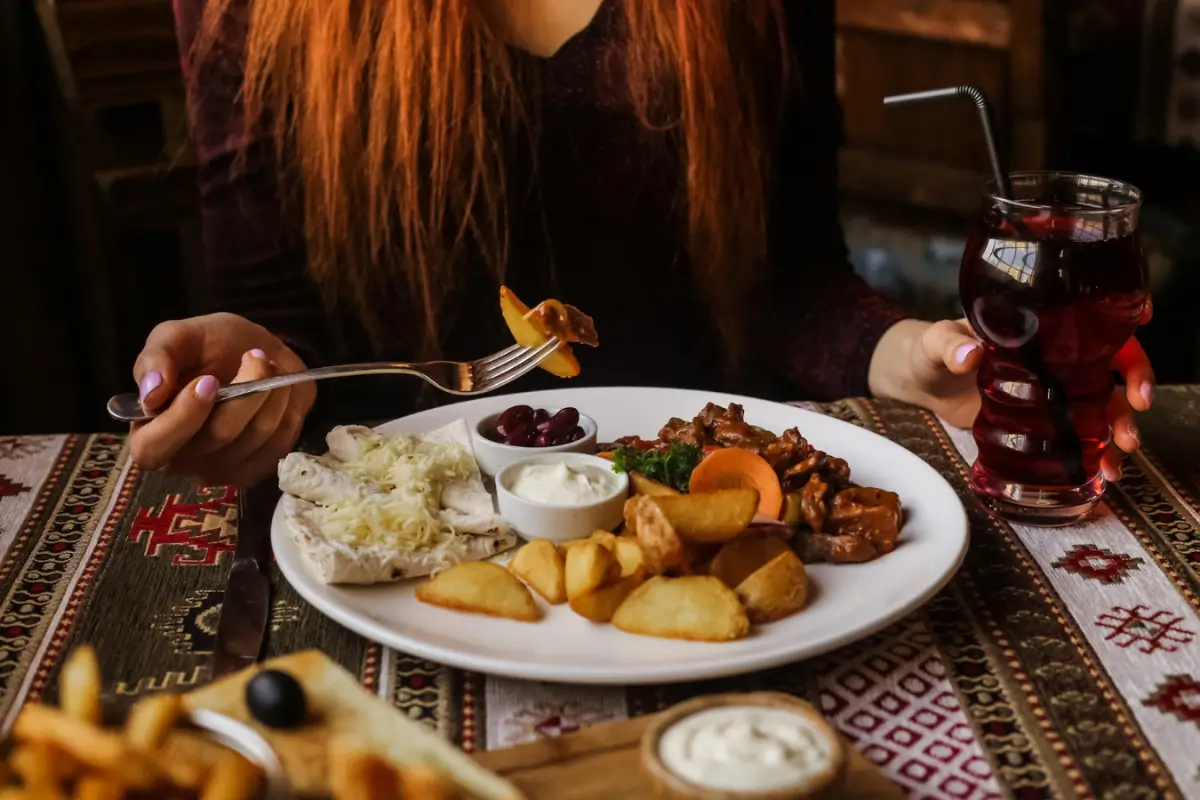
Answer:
[
  {"xmin": 11, "ymin": 705, "xmax": 157, "ymax": 790},
  {"xmin": 156, "ymin": 730, "xmax": 225, "ymax": 790},
  {"xmin": 397, "ymin": 764, "xmax": 457, "ymax": 800},
  {"xmin": 124, "ymin": 693, "xmax": 182, "ymax": 751},
  {"xmin": 9, "ymin": 743, "xmax": 61, "ymax": 794},
  {"xmin": 200, "ymin": 749, "xmax": 260, "ymax": 800},
  {"xmin": 329, "ymin": 750, "xmax": 399, "ymax": 800},
  {"xmin": 59, "ymin": 646, "xmax": 102, "ymax": 725},
  {"xmin": 73, "ymin": 776, "xmax": 126, "ymax": 800}
]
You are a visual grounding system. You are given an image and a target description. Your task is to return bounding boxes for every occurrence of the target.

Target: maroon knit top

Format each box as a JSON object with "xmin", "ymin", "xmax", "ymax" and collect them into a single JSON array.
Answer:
[{"xmin": 171, "ymin": 0, "xmax": 909, "ymax": 426}]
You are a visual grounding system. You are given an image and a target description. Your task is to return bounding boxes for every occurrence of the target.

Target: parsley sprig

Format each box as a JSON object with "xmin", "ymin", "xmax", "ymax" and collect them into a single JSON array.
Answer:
[{"xmin": 610, "ymin": 441, "xmax": 703, "ymax": 493}]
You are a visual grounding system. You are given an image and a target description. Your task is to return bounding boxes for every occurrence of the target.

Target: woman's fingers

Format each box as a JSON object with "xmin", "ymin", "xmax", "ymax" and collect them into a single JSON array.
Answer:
[
  {"xmin": 1102, "ymin": 387, "xmax": 1142, "ymax": 483},
  {"xmin": 214, "ymin": 399, "xmax": 309, "ymax": 487},
  {"xmin": 129, "ymin": 375, "xmax": 220, "ymax": 470},
  {"xmin": 1108, "ymin": 388, "xmax": 1140, "ymax": 454},
  {"xmin": 1100, "ymin": 447, "xmax": 1124, "ymax": 483},
  {"xmin": 920, "ymin": 319, "xmax": 983, "ymax": 376},
  {"xmin": 187, "ymin": 350, "xmax": 275, "ymax": 459},
  {"xmin": 133, "ymin": 319, "xmax": 206, "ymax": 412},
  {"xmin": 1113, "ymin": 337, "xmax": 1155, "ymax": 412},
  {"xmin": 199, "ymin": 379, "xmax": 292, "ymax": 478}
]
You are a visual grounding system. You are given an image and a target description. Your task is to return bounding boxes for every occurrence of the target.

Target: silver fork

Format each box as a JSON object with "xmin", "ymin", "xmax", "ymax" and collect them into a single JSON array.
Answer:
[{"xmin": 106, "ymin": 338, "xmax": 561, "ymax": 423}]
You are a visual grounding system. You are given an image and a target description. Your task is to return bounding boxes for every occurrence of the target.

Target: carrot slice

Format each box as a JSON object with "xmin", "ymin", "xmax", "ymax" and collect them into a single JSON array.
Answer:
[{"xmin": 688, "ymin": 447, "xmax": 784, "ymax": 520}]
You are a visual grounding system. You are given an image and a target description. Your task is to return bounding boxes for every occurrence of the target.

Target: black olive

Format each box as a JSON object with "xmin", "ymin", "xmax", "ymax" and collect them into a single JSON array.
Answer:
[{"xmin": 245, "ymin": 669, "xmax": 307, "ymax": 729}]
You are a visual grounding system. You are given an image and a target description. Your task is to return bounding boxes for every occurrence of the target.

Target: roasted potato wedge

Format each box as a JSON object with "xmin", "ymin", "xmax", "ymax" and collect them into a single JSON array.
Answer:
[
  {"xmin": 652, "ymin": 489, "xmax": 759, "ymax": 543},
  {"xmin": 735, "ymin": 550, "xmax": 808, "ymax": 623},
  {"xmin": 782, "ymin": 492, "xmax": 804, "ymax": 529},
  {"xmin": 708, "ymin": 532, "xmax": 792, "ymax": 589},
  {"xmin": 629, "ymin": 496, "xmax": 686, "ymax": 574},
  {"xmin": 587, "ymin": 530, "xmax": 619, "ymax": 551},
  {"xmin": 415, "ymin": 561, "xmax": 540, "ymax": 622},
  {"xmin": 613, "ymin": 537, "xmax": 647, "ymax": 579},
  {"xmin": 569, "ymin": 573, "xmax": 647, "ymax": 623},
  {"xmin": 630, "ymin": 472, "xmax": 678, "ymax": 497},
  {"xmin": 558, "ymin": 530, "xmax": 618, "ymax": 554},
  {"xmin": 499, "ymin": 287, "xmax": 581, "ymax": 378},
  {"xmin": 508, "ymin": 540, "xmax": 567, "ymax": 604},
  {"xmin": 612, "ymin": 576, "xmax": 750, "ymax": 642},
  {"xmin": 564, "ymin": 541, "xmax": 618, "ymax": 600}
]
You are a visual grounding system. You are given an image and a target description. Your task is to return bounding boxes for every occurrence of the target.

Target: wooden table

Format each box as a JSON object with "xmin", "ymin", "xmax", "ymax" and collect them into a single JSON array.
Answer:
[{"xmin": 1, "ymin": 389, "xmax": 1199, "ymax": 797}]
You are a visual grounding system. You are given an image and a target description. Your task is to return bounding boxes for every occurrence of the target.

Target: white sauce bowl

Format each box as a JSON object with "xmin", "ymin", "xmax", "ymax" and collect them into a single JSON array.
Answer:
[
  {"xmin": 495, "ymin": 453, "xmax": 628, "ymax": 543},
  {"xmin": 471, "ymin": 409, "xmax": 598, "ymax": 477}
]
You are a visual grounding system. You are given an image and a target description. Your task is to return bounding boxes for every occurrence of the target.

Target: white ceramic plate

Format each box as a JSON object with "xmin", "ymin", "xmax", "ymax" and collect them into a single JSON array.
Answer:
[{"xmin": 272, "ymin": 387, "xmax": 968, "ymax": 685}]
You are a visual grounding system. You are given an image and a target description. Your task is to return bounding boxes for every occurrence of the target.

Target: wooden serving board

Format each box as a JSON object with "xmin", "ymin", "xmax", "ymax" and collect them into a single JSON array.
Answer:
[{"xmin": 475, "ymin": 710, "xmax": 903, "ymax": 800}]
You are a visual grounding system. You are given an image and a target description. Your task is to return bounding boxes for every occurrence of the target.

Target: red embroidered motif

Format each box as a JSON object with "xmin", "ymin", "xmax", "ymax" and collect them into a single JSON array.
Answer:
[
  {"xmin": 1096, "ymin": 605, "xmax": 1195, "ymax": 654},
  {"xmin": 1052, "ymin": 544, "xmax": 1144, "ymax": 584},
  {"xmin": 0, "ymin": 475, "xmax": 30, "ymax": 498},
  {"xmin": 532, "ymin": 715, "xmax": 580, "ymax": 737},
  {"xmin": 0, "ymin": 436, "xmax": 49, "ymax": 460},
  {"xmin": 128, "ymin": 486, "xmax": 238, "ymax": 566},
  {"xmin": 506, "ymin": 702, "xmax": 609, "ymax": 742},
  {"xmin": 1144, "ymin": 674, "xmax": 1200, "ymax": 726}
]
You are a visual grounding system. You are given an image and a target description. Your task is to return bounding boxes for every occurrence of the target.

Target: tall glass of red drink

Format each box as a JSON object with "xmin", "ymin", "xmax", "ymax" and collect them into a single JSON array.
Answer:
[{"xmin": 961, "ymin": 172, "xmax": 1148, "ymax": 525}]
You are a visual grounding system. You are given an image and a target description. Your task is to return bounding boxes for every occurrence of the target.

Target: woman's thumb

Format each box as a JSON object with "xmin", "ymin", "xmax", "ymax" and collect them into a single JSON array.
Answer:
[{"xmin": 921, "ymin": 319, "xmax": 983, "ymax": 376}]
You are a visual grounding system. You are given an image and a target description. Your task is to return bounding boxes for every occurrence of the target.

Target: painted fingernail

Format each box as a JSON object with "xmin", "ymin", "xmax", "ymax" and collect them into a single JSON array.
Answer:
[
  {"xmin": 194, "ymin": 375, "xmax": 218, "ymax": 401},
  {"xmin": 954, "ymin": 343, "xmax": 980, "ymax": 365},
  {"xmin": 139, "ymin": 371, "xmax": 163, "ymax": 401},
  {"xmin": 1141, "ymin": 381, "xmax": 1154, "ymax": 408},
  {"xmin": 1102, "ymin": 461, "xmax": 1122, "ymax": 483},
  {"xmin": 249, "ymin": 348, "xmax": 268, "ymax": 361}
]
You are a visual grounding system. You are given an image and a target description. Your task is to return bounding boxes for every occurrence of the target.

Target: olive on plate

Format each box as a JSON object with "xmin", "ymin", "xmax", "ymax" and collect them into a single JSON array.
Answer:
[{"xmin": 246, "ymin": 669, "xmax": 308, "ymax": 729}]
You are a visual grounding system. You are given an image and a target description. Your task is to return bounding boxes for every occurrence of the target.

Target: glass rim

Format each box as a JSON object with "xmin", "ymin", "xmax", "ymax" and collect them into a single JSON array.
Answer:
[{"xmin": 983, "ymin": 170, "xmax": 1143, "ymax": 215}]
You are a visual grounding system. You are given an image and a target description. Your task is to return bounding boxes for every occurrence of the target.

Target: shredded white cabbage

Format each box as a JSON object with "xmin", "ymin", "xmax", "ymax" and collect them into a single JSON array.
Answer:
[{"xmin": 313, "ymin": 430, "xmax": 479, "ymax": 550}]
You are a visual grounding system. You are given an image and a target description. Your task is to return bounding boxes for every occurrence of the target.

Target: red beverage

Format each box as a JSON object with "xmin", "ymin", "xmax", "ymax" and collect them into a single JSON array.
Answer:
[{"xmin": 960, "ymin": 172, "xmax": 1148, "ymax": 525}]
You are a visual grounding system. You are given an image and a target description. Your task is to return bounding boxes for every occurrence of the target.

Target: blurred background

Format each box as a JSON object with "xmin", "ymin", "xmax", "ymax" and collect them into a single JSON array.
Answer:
[{"xmin": 3, "ymin": 0, "xmax": 1199, "ymax": 435}]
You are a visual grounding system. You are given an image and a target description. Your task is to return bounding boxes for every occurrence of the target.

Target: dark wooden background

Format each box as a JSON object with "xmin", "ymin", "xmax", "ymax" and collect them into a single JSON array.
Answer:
[{"xmin": 3, "ymin": 0, "xmax": 1196, "ymax": 434}]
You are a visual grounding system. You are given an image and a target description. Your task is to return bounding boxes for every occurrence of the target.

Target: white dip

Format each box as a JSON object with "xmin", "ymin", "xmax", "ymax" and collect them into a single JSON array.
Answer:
[
  {"xmin": 658, "ymin": 706, "xmax": 833, "ymax": 793},
  {"xmin": 508, "ymin": 461, "xmax": 614, "ymax": 505}
]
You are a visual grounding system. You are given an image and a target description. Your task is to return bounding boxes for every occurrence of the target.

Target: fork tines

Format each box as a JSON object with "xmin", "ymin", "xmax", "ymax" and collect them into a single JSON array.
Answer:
[{"xmin": 474, "ymin": 339, "xmax": 561, "ymax": 389}]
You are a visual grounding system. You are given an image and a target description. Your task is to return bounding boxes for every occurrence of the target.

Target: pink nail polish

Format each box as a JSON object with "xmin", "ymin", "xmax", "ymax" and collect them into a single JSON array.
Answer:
[
  {"xmin": 1141, "ymin": 382, "xmax": 1154, "ymax": 408},
  {"xmin": 194, "ymin": 375, "xmax": 218, "ymax": 401},
  {"xmin": 139, "ymin": 371, "xmax": 163, "ymax": 401},
  {"xmin": 1127, "ymin": 422, "xmax": 1140, "ymax": 447},
  {"xmin": 954, "ymin": 343, "xmax": 980, "ymax": 365},
  {"xmin": 249, "ymin": 348, "xmax": 268, "ymax": 360}
]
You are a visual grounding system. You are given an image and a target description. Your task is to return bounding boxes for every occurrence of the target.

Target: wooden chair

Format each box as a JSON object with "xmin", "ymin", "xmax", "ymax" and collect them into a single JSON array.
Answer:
[{"xmin": 836, "ymin": 0, "xmax": 1051, "ymax": 215}]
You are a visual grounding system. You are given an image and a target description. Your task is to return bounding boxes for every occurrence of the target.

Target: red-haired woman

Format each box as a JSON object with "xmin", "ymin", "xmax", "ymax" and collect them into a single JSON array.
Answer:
[{"xmin": 129, "ymin": 0, "xmax": 1153, "ymax": 486}]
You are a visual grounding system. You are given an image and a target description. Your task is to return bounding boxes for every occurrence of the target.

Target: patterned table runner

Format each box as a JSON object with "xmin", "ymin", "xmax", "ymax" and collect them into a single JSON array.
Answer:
[{"xmin": 1, "ymin": 387, "xmax": 1198, "ymax": 798}]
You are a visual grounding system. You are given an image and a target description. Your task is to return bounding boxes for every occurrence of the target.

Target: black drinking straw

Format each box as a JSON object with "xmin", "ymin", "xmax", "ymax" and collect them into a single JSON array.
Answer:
[
  {"xmin": 884, "ymin": 86, "xmax": 1013, "ymax": 201},
  {"xmin": 884, "ymin": 86, "xmax": 1087, "ymax": 487}
]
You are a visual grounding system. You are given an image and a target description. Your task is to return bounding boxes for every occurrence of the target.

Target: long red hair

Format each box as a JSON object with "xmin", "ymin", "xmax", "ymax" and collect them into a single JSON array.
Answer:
[{"xmin": 195, "ymin": 0, "xmax": 789, "ymax": 360}]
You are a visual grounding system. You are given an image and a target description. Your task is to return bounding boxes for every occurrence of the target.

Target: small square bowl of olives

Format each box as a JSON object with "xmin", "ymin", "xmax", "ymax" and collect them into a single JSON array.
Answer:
[{"xmin": 472, "ymin": 405, "xmax": 597, "ymax": 477}]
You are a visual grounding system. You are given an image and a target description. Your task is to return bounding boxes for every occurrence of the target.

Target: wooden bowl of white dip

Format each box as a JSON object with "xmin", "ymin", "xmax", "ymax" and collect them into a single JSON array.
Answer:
[{"xmin": 639, "ymin": 692, "xmax": 847, "ymax": 800}]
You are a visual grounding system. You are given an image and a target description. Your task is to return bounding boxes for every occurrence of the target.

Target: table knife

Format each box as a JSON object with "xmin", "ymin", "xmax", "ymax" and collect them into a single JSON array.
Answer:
[{"xmin": 211, "ymin": 481, "xmax": 280, "ymax": 680}]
